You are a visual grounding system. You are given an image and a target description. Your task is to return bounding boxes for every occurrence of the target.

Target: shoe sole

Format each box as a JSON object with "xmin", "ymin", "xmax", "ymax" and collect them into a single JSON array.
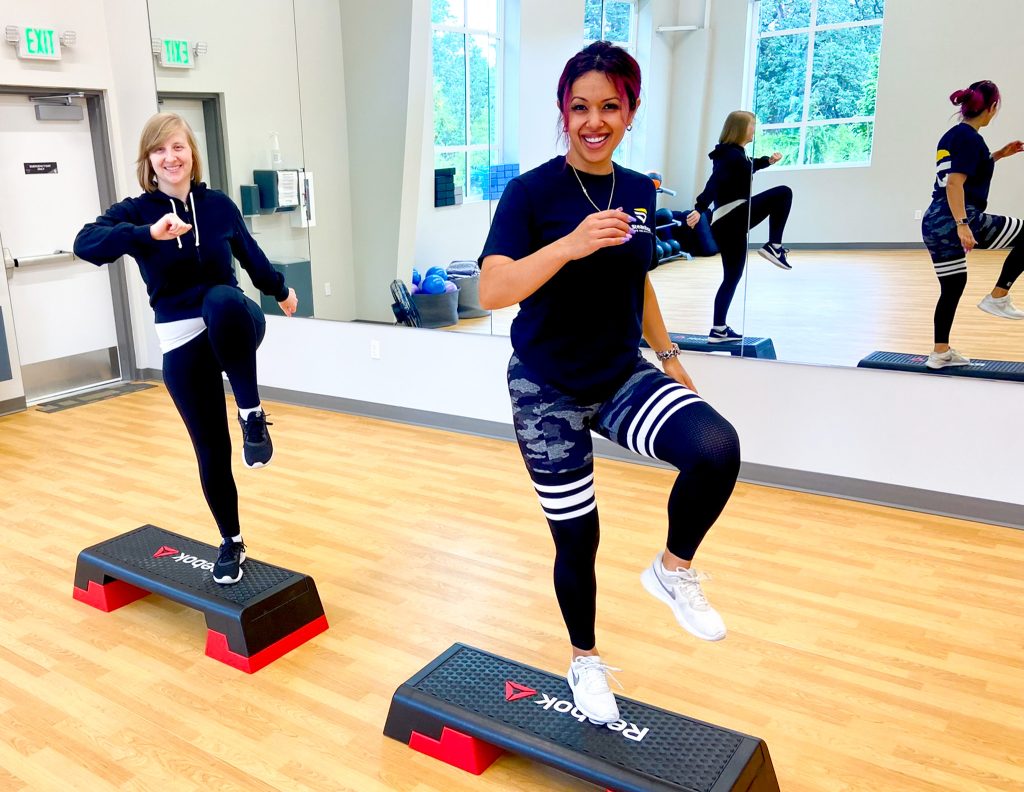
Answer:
[
  {"xmin": 978, "ymin": 303, "xmax": 1024, "ymax": 320},
  {"xmin": 707, "ymin": 336, "xmax": 742, "ymax": 344},
  {"xmin": 926, "ymin": 360, "xmax": 971, "ymax": 370},
  {"xmin": 756, "ymin": 249, "xmax": 791, "ymax": 270},
  {"xmin": 566, "ymin": 672, "xmax": 620, "ymax": 725},
  {"xmin": 243, "ymin": 456, "xmax": 272, "ymax": 469},
  {"xmin": 213, "ymin": 551, "xmax": 246, "ymax": 585},
  {"xmin": 640, "ymin": 566, "xmax": 726, "ymax": 642}
]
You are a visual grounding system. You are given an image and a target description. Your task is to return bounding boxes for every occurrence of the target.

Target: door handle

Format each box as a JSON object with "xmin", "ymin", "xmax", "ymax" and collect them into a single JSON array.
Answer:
[{"xmin": 4, "ymin": 249, "xmax": 76, "ymax": 269}]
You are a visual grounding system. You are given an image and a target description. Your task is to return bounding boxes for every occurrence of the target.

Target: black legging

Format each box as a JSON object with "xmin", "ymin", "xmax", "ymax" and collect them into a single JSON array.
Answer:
[
  {"xmin": 933, "ymin": 240, "xmax": 1024, "ymax": 345},
  {"xmin": 710, "ymin": 185, "xmax": 793, "ymax": 327},
  {"xmin": 162, "ymin": 286, "xmax": 266, "ymax": 538}
]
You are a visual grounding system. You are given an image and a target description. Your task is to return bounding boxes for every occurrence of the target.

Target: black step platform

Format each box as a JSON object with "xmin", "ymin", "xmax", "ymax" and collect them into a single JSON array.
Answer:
[
  {"xmin": 858, "ymin": 350, "xmax": 1024, "ymax": 382},
  {"xmin": 384, "ymin": 644, "xmax": 779, "ymax": 792},
  {"xmin": 73, "ymin": 525, "xmax": 328, "ymax": 673},
  {"xmin": 642, "ymin": 333, "xmax": 777, "ymax": 360}
]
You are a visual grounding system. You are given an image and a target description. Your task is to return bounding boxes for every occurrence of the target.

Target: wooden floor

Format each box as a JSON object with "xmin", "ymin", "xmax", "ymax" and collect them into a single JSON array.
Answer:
[
  {"xmin": 454, "ymin": 249, "xmax": 1024, "ymax": 369},
  {"xmin": 1, "ymin": 386, "xmax": 1022, "ymax": 791}
]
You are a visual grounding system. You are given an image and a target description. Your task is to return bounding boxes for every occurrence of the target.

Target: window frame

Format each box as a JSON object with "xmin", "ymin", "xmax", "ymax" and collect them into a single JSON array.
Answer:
[
  {"xmin": 431, "ymin": 0, "xmax": 504, "ymax": 203},
  {"xmin": 746, "ymin": 0, "xmax": 884, "ymax": 170}
]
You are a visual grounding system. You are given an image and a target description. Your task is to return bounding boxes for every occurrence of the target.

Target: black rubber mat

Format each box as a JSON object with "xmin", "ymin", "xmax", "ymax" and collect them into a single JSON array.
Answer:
[{"xmin": 858, "ymin": 351, "xmax": 1024, "ymax": 381}]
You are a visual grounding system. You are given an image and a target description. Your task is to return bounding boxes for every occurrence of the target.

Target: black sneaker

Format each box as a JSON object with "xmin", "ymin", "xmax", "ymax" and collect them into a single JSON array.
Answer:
[
  {"xmin": 757, "ymin": 243, "xmax": 792, "ymax": 270},
  {"xmin": 213, "ymin": 539, "xmax": 246, "ymax": 585},
  {"xmin": 238, "ymin": 411, "xmax": 273, "ymax": 468},
  {"xmin": 708, "ymin": 326, "xmax": 743, "ymax": 343}
]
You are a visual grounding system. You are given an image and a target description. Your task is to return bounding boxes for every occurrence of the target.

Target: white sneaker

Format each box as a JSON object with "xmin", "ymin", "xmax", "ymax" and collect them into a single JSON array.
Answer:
[
  {"xmin": 567, "ymin": 655, "xmax": 621, "ymax": 725},
  {"xmin": 641, "ymin": 555, "xmax": 726, "ymax": 641},
  {"xmin": 926, "ymin": 348, "xmax": 971, "ymax": 369},
  {"xmin": 978, "ymin": 293, "xmax": 1024, "ymax": 320}
]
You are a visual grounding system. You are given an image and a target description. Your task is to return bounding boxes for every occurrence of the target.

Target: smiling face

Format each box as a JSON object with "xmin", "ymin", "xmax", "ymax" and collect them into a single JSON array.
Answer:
[
  {"xmin": 562, "ymin": 70, "xmax": 637, "ymax": 174},
  {"xmin": 148, "ymin": 127, "xmax": 193, "ymax": 195}
]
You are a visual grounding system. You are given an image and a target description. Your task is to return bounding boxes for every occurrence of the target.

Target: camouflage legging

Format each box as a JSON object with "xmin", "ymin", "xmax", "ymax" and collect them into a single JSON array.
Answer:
[{"xmin": 508, "ymin": 353, "xmax": 740, "ymax": 649}]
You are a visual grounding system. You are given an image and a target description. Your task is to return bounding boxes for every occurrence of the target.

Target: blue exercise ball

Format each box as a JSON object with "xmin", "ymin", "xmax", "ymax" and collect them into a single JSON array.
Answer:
[
  {"xmin": 424, "ymin": 266, "xmax": 447, "ymax": 282},
  {"xmin": 412, "ymin": 267, "xmax": 421, "ymax": 286},
  {"xmin": 420, "ymin": 274, "xmax": 447, "ymax": 294}
]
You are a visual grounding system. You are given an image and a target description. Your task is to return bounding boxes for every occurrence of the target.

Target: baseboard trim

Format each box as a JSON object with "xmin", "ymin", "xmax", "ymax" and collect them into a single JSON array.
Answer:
[
  {"xmin": 0, "ymin": 396, "xmax": 27, "ymax": 416},
  {"xmin": 748, "ymin": 242, "xmax": 925, "ymax": 250},
  {"xmin": 133, "ymin": 375, "xmax": 1022, "ymax": 531}
]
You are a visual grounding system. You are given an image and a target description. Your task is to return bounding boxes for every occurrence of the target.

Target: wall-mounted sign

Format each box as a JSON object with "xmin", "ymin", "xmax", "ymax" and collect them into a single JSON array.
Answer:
[
  {"xmin": 159, "ymin": 39, "xmax": 193, "ymax": 69},
  {"xmin": 24, "ymin": 162, "xmax": 58, "ymax": 175},
  {"xmin": 15, "ymin": 27, "xmax": 62, "ymax": 60}
]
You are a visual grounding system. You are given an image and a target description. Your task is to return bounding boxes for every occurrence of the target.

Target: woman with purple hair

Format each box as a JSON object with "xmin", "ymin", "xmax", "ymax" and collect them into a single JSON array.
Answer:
[
  {"xmin": 921, "ymin": 80, "xmax": 1024, "ymax": 369},
  {"xmin": 479, "ymin": 42, "xmax": 739, "ymax": 726}
]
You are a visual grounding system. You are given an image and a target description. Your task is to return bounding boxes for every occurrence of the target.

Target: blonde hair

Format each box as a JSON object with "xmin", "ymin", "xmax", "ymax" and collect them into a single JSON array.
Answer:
[
  {"xmin": 136, "ymin": 113, "xmax": 203, "ymax": 192},
  {"xmin": 719, "ymin": 110, "xmax": 755, "ymax": 145}
]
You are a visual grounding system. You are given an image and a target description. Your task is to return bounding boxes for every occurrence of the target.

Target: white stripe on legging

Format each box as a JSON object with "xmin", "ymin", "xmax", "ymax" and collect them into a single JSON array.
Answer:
[
  {"xmin": 626, "ymin": 384, "xmax": 679, "ymax": 452},
  {"xmin": 542, "ymin": 500, "xmax": 597, "ymax": 521},
  {"xmin": 642, "ymin": 397, "xmax": 703, "ymax": 459},
  {"xmin": 629, "ymin": 388, "xmax": 701, "ymax": 456},
  {"xmin": 532, "ymin": 472, "xmax": 594, "ymax": 493},
  {"xmin": 536, "ymin": 484, "xmax": 596, "ymax": 510},
  {"xmin": 992, "ymin": 216, "xmax": 1022, "ymax": 249}
]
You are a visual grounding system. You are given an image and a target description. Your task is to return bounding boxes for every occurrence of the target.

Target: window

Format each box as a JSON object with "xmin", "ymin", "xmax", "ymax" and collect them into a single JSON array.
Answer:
[
  {"xmin": 582, "ymin": 0, "xmax": 639, "ymax": 165},
  {"xmin": 432, "ymin": 0, "xmax": 501, "ymax": 202},
  {"xmin": 749, "ymin": 0, "xmax": 884, "ymax": 168}
]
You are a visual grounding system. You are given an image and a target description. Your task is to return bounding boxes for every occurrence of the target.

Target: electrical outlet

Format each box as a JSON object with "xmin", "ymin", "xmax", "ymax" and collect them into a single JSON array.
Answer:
[
  {"xmin": 324, "ymin": 281, "xmax": 332, "ymax": 296},
  {"xmin": 914, "ymin": 209, "xmax": 923, "ymax": 220},
  {"xmin": 370, "ymin": 340, "xmax": 381, "ymax": 359}
]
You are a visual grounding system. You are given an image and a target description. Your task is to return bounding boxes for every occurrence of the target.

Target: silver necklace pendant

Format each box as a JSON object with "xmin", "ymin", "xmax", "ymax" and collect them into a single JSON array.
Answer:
[{"xmin": 570, "ymin": 161, "xmax": 615, "ymax": 213}]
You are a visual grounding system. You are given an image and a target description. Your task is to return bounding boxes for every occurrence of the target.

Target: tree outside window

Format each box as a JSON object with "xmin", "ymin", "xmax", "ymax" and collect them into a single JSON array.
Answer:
[
  {"xmin": 750, "ymin": 0, "xmax": 884, "ymax": 168},
  {"xmin": 432, "ymin": 0, "xmax": 501, "ymax": 201}
]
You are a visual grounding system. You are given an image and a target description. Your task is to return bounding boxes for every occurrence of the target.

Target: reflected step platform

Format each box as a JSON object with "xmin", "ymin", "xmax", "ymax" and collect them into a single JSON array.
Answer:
[
  {"xmin": 73, "ymin": 524, "xmax": 328, "ymax": 673},
  {"xmin": 858, "ymin": 351, "xmax": 1024, "ymax": 382},
  {"xmin": 642, "ymin": 333, "xmax": 777, "ymax": 359},
  {"xmin": 384, "ymin": 643, "xmax": 779, "ymax": 792}
]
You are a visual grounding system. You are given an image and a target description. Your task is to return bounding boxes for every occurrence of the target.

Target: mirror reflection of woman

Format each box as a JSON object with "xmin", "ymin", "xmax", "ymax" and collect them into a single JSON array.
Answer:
[
  {"xmin": 687, "ymin": 111, "xmax": 792, "ymax": 344},
  {"xmin": 479, "ymin": 42, "xmax": 740, "ymax": 727},
  {"xmin": 74, "ymin": 113, "xmax": 298, "ymax": 585},
  {"xmin": 921, "ymin": 80, "xmax": 1024, "ymax": 369}
]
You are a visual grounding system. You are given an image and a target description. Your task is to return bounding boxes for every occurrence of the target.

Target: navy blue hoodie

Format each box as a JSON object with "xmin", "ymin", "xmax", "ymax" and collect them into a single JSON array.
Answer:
[
  {"xmin": 74, "ymin": 182, "xmax": 288, "ymax": 323},
  {"xmin": 693, "ymin": 143, "xmax": 771, "ymax": 215}
]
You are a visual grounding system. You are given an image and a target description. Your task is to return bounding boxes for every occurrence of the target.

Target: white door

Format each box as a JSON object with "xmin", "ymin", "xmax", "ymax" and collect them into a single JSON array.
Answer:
[{"xmin": 0, "ymin": 94, "xmax": 121, "ymax": 402}]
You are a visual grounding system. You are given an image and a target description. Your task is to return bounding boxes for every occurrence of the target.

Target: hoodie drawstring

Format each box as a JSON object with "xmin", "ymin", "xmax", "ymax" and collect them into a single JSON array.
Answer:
[
  {"xmin": 168, "ymin": 194, "xmax": 200, "ymax": 249},
  {"xmin": 189, "ymin": 192, "xmax": 200, "ymax": 247}
]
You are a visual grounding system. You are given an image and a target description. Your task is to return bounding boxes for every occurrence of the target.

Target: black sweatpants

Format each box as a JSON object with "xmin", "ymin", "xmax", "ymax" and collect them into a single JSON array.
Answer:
[{"xmin": 162, "ymin": 286, "xmax": 266, "ymax": 538}]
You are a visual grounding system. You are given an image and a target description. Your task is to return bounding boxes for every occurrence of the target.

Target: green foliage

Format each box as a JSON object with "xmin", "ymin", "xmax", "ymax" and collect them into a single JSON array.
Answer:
[
  {"xmin": 804, "ymin": 122, "xmax": 873, "ymax": 165},
  {"xmin": 753, "ymin": 128, "xmax": 800, "ymax": 164},
  {"xmin": 584, "ymin": 0, "xmax": 634, "ymax": 43},
  {"xmin": 754, "ymin": 33, "xmax": 808, "ymax": 124}
]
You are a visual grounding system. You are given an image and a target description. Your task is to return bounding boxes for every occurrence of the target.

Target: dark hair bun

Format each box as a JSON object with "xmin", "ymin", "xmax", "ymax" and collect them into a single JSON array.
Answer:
[{"xmin": 950, "ymin": 88, "xmax": 974, "ymax": 106}]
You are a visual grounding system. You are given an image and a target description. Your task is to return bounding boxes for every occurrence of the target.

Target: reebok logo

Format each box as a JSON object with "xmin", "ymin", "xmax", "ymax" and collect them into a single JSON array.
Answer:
[
  {"xmin": 501, "ymin": 680, "xmax": 650, "ymax": 742},
  {"xmin": 504, "ymin": 681, "xmax": 536, "ymax": 702},
  {"xmin": 152, "ymin": 545, "xmax": 215, "ymax": 571}
]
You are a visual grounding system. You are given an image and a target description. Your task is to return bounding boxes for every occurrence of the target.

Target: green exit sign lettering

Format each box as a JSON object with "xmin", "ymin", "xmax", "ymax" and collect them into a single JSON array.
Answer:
[
  {"xmin": 17, "ymin": 27, "xmax": 62, "ymax": 61},
  {"xmin": 160, "ymin": 39, "xmax": 193, "ymax": 69}
]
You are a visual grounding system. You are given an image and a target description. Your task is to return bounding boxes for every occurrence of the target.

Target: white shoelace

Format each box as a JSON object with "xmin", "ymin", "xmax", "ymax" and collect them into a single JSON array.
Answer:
[
  {"xmin": 665, "ymin": 567, "xmax": 713, "ymax": 610},
  {"xmin": 572, "ymin": 657, "xmax": 623, "ymax": 694}
]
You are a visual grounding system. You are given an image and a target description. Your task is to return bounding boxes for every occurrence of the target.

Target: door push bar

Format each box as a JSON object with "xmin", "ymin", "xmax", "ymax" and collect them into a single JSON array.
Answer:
[{"xmin": 3, "ymin": 249, "xmax": 76, "ymax": 270}]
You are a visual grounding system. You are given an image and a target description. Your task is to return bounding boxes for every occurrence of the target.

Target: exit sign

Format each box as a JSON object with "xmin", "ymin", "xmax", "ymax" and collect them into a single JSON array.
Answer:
[
  {"xmin": 159, "ymin": 39, "xmax": 193, "ymax": 69},
  {"xmin": 16, "ymin": 27, "xmax": 61, "ymax": 61}
]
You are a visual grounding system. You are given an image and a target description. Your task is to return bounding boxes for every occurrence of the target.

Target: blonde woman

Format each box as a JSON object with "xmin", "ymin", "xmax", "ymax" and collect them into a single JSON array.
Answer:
[
  {"xmin": 75, "ymin": 113, "xmax": 298, "ymax": 584},
  {"xmin": 687, "ymin": 110, "xmax": 791, "ymax": 343}
]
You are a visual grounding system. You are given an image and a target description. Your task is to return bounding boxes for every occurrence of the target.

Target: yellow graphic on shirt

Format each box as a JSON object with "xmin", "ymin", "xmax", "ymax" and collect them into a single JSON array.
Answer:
[
  {"xmin": 633, "ymin": 208, "xmax": 648, "ymax": 224},
  {"xmin": 936, "ymin": 149, "xmax": 950, "ymax": 163}
]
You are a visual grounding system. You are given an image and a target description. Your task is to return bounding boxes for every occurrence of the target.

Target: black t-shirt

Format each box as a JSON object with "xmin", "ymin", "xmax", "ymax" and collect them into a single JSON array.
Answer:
[
  {"xmin": 480, "ymin": 155, "xmax": 657, "ymax": 400},
  {"xmin": 932, "ymin": 123, "xmax": 994, "ymax": 210}
]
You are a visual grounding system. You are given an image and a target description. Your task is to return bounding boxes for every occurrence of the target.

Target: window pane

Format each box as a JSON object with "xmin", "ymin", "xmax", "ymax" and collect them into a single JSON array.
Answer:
[
  {"xmin": 433, "ymin": 31, "xmax": 467, "ymax": 146},
  {"xmin": 584, "ymin": 0, "xmax": 603, "ymax": 40},
  {"xmin": 436, "ymin": 149, "xmax": 467, "ymax": 197},
  {"xmin": 809, "ymin": 25, "xmax": 882, "ymax": 120},
  {"xmin": 753, "ymin": 127, "xmax": 801, "ymax": 165},
  {"xmin": 468, "ymin": 149, "xmax": 491, "ymax": 200},
  {"xmin": 467, "ymin": 0, "xmax": 497, "ymax": 32},
  {"xmin": 804, "ymin": 122, "xmax": 873, "ymax": 165},
  {"xmin": 753, "ymin": 33, "xmax": 808, "ymax": 124},
  {"xmin": 758, "ymin": 0, "xmax": 811, "ymax": 33},
  {"xmin": 603, "ymin": 1, "xmax": 634, "ymax": 43},
  {"xmin": 432, "ymin": 0, "xmax": 464, "ymax": 26},
  {"xmin": 468, "ymin": 33, "xmax": 495, "ymax": 146},
  {"xmin": 816, "ymin": 0, "xmax": 884, "ymax": 24}
]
